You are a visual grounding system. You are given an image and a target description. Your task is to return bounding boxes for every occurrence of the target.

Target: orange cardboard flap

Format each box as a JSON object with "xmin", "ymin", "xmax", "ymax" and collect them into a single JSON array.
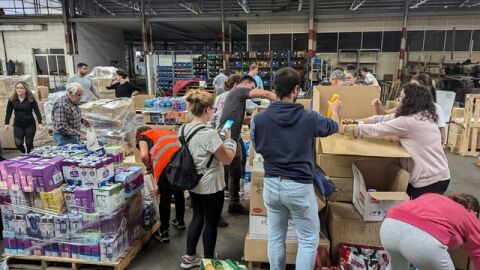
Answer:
[
  {"xmin": 312, "ymin": 85, "xmax": 380, "ymax": 119},
  {"xmin": 319, "ymin": 134, "xmax": 410, "ymax": 158}
]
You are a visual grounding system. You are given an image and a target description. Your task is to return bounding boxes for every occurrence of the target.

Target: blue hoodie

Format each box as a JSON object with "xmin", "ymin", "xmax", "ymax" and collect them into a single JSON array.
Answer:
[{"xmin": 251, "ymin": 102, "xmax": 338, "ymax": 183}]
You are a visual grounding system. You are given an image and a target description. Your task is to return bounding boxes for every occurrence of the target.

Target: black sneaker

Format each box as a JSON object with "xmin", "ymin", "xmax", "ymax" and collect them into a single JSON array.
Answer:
[
  {"xmin": 172, "ymin": 219, "xmax": 186, "ymax": 230},
  {"xmin": 180, "ymin": 255, "xmax": 202, "ymax": 269},
  {"xmin": 218, "ymin": 216, "xmax": 229, "ymax": 227},
  {"xmin": 153, "ymin": 230, "xmax": 170, "ymax": 243},
  {"xmin": 228, "ymin": 203, "xmax": 249, "ymax": 215}
]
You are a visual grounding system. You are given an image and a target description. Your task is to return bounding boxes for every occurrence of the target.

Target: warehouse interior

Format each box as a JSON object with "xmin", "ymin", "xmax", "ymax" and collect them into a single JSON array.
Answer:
[{"xmin": 0, "ymin": 0, "xmax": 479, "ymax": 269}]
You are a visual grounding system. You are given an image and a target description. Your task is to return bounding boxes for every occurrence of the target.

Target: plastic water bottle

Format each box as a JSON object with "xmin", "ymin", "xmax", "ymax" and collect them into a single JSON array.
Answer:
[
  {"xmin": 171, "ymin": 99, "xmax": 178, "ymax": 112},
  {"xmin": 159, "ymin": 98, "xmax": 165, "ymax": 113},
  {"xmin": 166, "ymin": 98, "xmax": 172, "ymax": 112}
]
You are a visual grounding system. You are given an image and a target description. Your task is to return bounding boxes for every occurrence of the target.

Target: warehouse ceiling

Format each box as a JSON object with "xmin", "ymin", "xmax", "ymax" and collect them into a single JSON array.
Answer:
[{"xmin": 80, "ymin": 0, "xmax": 480, "ymax": 17}]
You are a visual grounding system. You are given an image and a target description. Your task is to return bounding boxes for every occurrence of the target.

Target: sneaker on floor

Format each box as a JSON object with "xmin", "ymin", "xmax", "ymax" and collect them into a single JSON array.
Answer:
[
  {"xmin": 180, "ymin": 255, "xmax": 202, "ymax": 269},
  {"xmin": 172, "ymin": 219, "xmax": 186, "ymax": 230},
  {"xmin": 153, "ymin": 230, "xmax": 170, "ymax": 243},
  {"xmin": 218, "ymin": 216, "xmax": 229, "ymax": 227},
  {"xmin": 228, "ymin": 203, "xmax": 249, "ymax": 215}
]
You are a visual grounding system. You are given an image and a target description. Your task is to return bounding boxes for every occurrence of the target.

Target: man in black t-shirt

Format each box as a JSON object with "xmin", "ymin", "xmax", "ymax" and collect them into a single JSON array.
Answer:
[{"xmin": 219, "ymin": 75, "xmax": 276, "ymax": 214}]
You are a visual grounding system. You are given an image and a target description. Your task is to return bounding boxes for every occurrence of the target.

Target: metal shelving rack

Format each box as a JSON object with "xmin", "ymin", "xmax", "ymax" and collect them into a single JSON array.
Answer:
[{"xmin": 337, "ymin": 49, "xmax": 380, "ymax": 74}]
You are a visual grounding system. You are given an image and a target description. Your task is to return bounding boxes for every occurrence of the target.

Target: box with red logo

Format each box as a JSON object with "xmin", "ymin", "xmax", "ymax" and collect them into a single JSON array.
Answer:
[{"xmin": 352, "ymin": 161, "xmax": 409, "ymax": 222}]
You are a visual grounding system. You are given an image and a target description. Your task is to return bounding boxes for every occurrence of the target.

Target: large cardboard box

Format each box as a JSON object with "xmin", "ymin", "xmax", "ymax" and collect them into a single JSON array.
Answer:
[
  {"xmin": 316, "ymin": 153, "xmax": 399, "ymax": 178},
  {"xmin": 328, "ymin": 177, "xmax": 354, "ymax": 202},
  {"xmin": 312, "ymin": 86, "xmax": 379, "ymax": 119},
  {"xmin": 37, "ymin": 86, "xmax": 49, "ymax": 101},
  {"xmin": 133, "ymin": 95, "xmax": 154, "ymax": 111},
  {"xmin": 327, "ymin": 202, "xmax": 382, "ymax": 261},
  {"xmin": 352, "ymin": 161, "xmax": 409, "ymax": 222},
  {"xmin": 250, "ymin": 166, "xmax": 266, "ymax": 216},
  {"xmin": 244, "ymin": 233, "xmax": 330, "ymax": 265},
  {"xmin": 92, "ymin": 78, "xmax": 112, "ymax": 93}
]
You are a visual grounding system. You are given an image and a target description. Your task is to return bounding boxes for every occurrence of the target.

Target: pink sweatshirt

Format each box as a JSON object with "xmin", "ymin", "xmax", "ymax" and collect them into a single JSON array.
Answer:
[
  {"xmin": 388, "ymin": 194, "xmax": 480, "ymax": 269},
  {"xmin": 356, "ymin": 113, "xmax": 450, "ymax": 188}
]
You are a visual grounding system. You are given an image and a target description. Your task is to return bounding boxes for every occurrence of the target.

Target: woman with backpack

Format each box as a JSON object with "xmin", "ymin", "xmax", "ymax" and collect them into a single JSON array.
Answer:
[{"xmin": 179, "ymin": 89, "xmax": 237, "ymax": 269}]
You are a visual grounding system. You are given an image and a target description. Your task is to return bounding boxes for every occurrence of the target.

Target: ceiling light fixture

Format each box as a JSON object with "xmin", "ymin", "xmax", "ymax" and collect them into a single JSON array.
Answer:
[
  {"xmin": 298, "ymin": 0, "xmax": 303, "ymax": 11},
  {"xmin": 238, "ymin": 0, "xmax": 250, "ymax": 14},
  {"xmin": 459, "ymin": 0, "xmax": 470, "ymax": 7},
  {"xmin": 410, "ymin": 0, "xmax": 429, "ymax": 9},
  {"xmin": 350, "ymin": 0, "xmax": 366, "ymax": 11}
]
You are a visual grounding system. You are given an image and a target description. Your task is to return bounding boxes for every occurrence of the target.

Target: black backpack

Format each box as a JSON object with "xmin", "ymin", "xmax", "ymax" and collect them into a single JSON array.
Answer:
[{"xmin": 165, "ymin": 124, "xmax": 214, "ymax": 191}]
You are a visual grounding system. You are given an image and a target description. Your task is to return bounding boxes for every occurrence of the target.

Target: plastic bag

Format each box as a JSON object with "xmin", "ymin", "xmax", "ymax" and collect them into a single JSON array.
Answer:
[
  {"xmin": 143, "ymin": 174, "xmax": 160, "ymax": 222},
  {"xmin": 85, "ymin": 128, "xmax": 100, "ymax": 150},
  {"xmin": 338, "ymin": 243, "xmax": 389, "ymax": 270}
]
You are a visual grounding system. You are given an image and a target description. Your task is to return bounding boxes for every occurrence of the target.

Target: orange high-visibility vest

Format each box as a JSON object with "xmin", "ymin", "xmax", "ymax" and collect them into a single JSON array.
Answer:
[{"xmin": 141, "ymin": 129, "xmax": 180, "ymax": 182}]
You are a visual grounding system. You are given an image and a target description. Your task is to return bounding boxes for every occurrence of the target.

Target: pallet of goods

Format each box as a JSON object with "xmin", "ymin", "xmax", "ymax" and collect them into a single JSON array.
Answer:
[
  {"xmin": 446, "ymin": 94, "xmax": 480, "ymax": 156},
  {"xmin": 142, "ymin": 96, "xmax": 189, "ymax": 125},
  {"xmin": 1, "ymin": 144, "xmax": 158, "ymax": 270},
  {"xmin": 80, "ymin": 98, "xmax": 137, "ymax": 156}
]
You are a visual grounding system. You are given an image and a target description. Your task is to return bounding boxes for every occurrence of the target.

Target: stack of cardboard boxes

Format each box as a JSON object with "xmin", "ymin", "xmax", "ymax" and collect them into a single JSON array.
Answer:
[{"xmin": 244, "ymin": 155, "xmax": 330, "ymax": 265}]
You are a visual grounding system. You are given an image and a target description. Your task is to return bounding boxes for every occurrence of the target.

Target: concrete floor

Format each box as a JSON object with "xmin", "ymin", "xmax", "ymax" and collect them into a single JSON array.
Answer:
[
  {"xmin": 0, "ymin": 150, "xmax": 478, "ymax": 269},
  {"xmin": 128, "ymin": 152, "xmax": 480, "ymax": 269}
]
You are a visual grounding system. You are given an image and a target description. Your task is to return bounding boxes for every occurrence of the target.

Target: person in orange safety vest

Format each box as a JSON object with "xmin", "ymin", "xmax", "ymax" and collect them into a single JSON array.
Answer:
[{"xmin": 136, "ymin": 126, "xmax": 185, "ymax": 243}]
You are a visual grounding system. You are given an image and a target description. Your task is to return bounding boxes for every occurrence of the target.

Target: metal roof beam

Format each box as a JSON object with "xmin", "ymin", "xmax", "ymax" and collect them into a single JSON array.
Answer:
[{"xmin": 151, "ymin": 23, "xmax": 205, "ymax": 43}]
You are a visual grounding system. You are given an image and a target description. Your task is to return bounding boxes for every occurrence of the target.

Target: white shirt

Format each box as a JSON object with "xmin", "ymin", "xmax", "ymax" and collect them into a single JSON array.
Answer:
[{"xmin": 365, "ymin": 72, "xmax": 379, "ymax": 86}]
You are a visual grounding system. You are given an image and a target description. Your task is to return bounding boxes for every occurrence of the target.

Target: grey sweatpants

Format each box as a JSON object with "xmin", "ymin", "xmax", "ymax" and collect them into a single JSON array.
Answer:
[{"xmin": 380, "ymin": 218, "xmax": 455, "ymax": 270}]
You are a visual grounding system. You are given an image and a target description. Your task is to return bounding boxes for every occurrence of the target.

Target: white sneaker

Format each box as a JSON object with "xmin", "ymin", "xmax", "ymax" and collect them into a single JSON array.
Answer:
[{"xmin": 180, "ymin": 255, "xmax": 202, "ymax": 269}]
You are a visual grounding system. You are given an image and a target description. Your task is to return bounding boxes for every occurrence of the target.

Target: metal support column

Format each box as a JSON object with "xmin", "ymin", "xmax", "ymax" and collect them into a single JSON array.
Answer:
[
  {"xmin": 221, "ymin": 0, "xmax": 226, "ymax": 70},
  {"xmin": 142, "ymin": 0, "xmax": 154, "ymax": 95},
  {"xmin": 307, "ymin": 0, "xmax": 317, "ymax": 57},
  {"xmin": 62, "ymin": 0, "xmax": 74, "ymax": 55},
  {"xmin": 397, "ymin": 0, "xmax": 409, "ymax": 81}
]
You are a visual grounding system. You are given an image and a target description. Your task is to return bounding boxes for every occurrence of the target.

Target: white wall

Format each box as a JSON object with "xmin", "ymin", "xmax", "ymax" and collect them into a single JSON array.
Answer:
[
  {"xmin": 0, "ymin": 23, "xmax": 73, "ymax": 78},
  {"xmin": 74, "ymin": 23, "xmax": 126, "ymax": 70}
]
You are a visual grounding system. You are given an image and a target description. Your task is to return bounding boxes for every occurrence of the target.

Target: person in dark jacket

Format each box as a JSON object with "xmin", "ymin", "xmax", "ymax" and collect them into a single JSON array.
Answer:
[
  {"xmin": 250, "ymin": 67, "xmax": 341, "ymax": 270},
  {"xmin": 4, "ymin": 81, "xmax": 43, "ymax": 153},
  {"xmin": 106, "ymin": 69, "xmax": 142, "ymax": 98}
]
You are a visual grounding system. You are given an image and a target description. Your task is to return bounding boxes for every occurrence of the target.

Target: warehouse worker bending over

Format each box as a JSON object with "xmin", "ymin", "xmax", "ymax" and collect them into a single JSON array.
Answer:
[
  {"xmin": 219, "ymin": 75, "xmax": 276, "ymax": 215},
  {"xmin": 251, "ymin": 67, "xmax": 341, "ymax": 270},
  {"xmin": 67, "ymin": 63, "xmax": 101, "ymax": 103},
  {"xmin": 52, "ymin": 82, "xmax": 91, "ymax": 146},
  {"xmin": 136, "ymin": 126, "xmax": 185, "ymax": 243}
]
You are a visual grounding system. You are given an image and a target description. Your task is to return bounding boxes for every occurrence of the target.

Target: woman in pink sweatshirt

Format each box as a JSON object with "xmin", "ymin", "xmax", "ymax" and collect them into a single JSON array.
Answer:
[
  {"xmin": 343, "ymin": 83, "xmax": 450, "ymax": 199},
  {"xmin": 381, "ymin": 193, "xmax": 480, "ymax": 270}
]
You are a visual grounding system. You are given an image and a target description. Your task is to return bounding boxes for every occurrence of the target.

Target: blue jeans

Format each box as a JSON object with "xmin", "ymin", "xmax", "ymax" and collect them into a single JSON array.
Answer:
[
  {"xmin": 263, "ymin": 177, "xmax": 319, "ymax": 270},
  {"xmin": 53, "ymin": 133, "xmax": 80, "ymax": 146}
]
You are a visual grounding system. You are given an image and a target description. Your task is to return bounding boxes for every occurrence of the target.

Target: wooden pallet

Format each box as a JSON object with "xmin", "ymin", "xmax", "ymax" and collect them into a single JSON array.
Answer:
[
  {"xmin": 459, "ymin": 94, "xmax": 480, "ymax": 156},
  {"xmin": 4, "ymin": 222, "xmax": 159, "ymax": 270}
]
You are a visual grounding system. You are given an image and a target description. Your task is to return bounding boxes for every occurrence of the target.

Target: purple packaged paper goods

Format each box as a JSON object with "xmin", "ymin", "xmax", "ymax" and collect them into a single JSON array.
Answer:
[
  {"xmin": 74, "ymin": 187, "xmax": 95, "ymax": 213},
  {"xmin": 6, "ymin": 162, "xmax": 28, "ymax": 190}
]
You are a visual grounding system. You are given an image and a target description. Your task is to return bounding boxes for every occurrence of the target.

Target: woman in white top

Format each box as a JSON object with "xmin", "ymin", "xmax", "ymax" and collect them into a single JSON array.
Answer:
[
  {"xmin": 371, "ymin": 73, "xmax": 447, "ymax": 143},
  {"xmin": 180, "ymin": 89, "xmax": 237, "ymax": 269}
]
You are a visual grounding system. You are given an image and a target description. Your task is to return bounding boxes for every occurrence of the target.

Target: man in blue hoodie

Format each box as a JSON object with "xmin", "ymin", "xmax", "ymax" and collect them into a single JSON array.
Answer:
[{"xmin": 250, "ymin": 67, "xmax": 341, "ymax": 270}]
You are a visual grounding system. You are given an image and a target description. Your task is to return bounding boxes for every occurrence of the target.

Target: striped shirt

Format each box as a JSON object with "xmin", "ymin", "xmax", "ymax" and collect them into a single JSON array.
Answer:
[{"xmin": 52, "ymin": 95, "xmax": 82, "ymax": 136}]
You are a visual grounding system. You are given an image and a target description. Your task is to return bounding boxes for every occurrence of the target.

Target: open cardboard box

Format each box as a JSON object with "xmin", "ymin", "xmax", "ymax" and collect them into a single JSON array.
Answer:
[
  {"xmin": 352, "ymin": 161, "xmax": 410, "ymax": 222},
  {"xmin": 327, "ymin": 201, "xmax": 382, "ymax": 262},
  {"xmin": 312, "ymin": 86, "xmax": 410, "ymax": 158}
]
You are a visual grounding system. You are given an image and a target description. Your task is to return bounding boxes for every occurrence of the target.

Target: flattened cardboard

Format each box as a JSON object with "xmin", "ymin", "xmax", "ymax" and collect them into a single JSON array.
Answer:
[
  {"xmin": 316, "ymin": 153, "xmax": 400, "ymax": 178},
  {"xmin": 244, "ymin": 232, "xmax": 330, "ymax": 265},
  {"xmin": 328, "ymin": 177, "xmax": 354, "ymax": 202},
  {"xmin": 312, "ymin": 86, "xmax": 379, "ymax": 119},
  {"xmin": 352, "ymin": 161, "xmax": 409, "ymax": 222},
  {"xmin": 327, "ymin": 202, "xmax": 382, "ymax": 262},
  {"xmin": 318, "ymin": 135, "xmax": 410, "ymax": 158}
]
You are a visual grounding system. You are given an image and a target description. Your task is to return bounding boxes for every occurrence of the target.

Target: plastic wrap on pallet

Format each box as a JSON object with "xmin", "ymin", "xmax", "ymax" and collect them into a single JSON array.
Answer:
[
  {"xmin": 43, "ymin": 91, "xmax": 66, "ymax": 129},
  {"xmin": 80, "ymin": 98, "xmax": 136, "ymax": 154},
  {"xmin": 86, "ymin": 66, "xmax": 118, "ymax": 79}
]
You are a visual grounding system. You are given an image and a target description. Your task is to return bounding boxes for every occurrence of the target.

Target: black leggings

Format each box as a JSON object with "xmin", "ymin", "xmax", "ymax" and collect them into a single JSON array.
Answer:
[
  {"xmin": 158, "ymin": 172, "xmax": 185, "ymax": 232},
  {"xmin": 407, "ymin": 179, "xmax": 450, "ymax": 199},
  {"xmin": 224, "ymin": 141, "xmax": 243, "ymax": 202},
  {"xmin": 186, "ymin": 190, "xmax": 224, "ymax": 258},
  {"xmin": 13, "ymin": 124, "xmax": 36, "ymax": 154}
]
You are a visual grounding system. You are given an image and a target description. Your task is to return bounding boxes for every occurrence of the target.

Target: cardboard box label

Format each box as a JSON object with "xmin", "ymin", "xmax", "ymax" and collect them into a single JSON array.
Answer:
[
  {"xmin": 249, "ymin": 215, "xmax": 297, "ymax": 240},
  {"xmin": 328, "ymin": 177, "xmax": 354, "ymax": 202},
  {"xmin": 352, "ymin": 161, "xmax": 409, "ymax": 222}
]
